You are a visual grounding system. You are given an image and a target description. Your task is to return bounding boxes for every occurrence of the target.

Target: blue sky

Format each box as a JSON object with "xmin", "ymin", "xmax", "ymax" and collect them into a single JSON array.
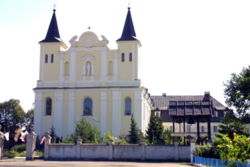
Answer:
[{"xmin": 0, "ymin": 0, "xmax": 250, "ymax": 111}]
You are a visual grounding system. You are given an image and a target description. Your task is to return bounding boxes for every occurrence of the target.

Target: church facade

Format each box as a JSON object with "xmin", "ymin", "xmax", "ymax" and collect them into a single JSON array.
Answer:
[{"xmin": 34, "ymin": 8, "xmax": 152, "ymax": 137}]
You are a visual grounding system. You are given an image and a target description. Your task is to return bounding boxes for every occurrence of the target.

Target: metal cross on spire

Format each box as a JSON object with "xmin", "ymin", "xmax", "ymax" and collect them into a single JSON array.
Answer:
[{"xmin": 53, "ymin": 4, "xmax": 56, "ymax": 12}]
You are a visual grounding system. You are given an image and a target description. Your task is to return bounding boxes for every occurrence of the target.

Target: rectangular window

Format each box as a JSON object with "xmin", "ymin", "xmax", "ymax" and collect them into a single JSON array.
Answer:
[
  {"xmin": 121, "ymin": 53, "xmax": 125, "ymax": 62},
  {"xmin": 214, "ymin": 126, "xmax": 218, "ymax": 132},
  {"xmin": 187, "ymin": 125, "xmax": 191, "ymax": 132},
  {"xmin": 51, "ymin": 54, "xmax": 54, "ymax": 63},
  {"xmin": 45, "ymin": 54, "xmax": 48, "ymax": 63},
  {"xmin": 129, "ymin": 53, "xmax": 132, "ymax": 61},
  {"xmin": 201, "ymin": 126, "xmax": 205, "ymax": 132}
]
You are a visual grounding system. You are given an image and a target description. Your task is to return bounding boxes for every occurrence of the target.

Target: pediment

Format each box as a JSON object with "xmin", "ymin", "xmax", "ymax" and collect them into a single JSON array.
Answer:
[{"xmin": 69, "ymin": 31, "xmax": 109, "ymax": 48}]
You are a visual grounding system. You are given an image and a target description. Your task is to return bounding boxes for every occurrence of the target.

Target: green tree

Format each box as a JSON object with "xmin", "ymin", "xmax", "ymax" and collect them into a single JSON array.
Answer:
[
  {"xmin": 146, "ymin": 115, "xmax": 165, "ymax": 144},
  {"xmin": 215, "ymin": 133, "xmax": 250, "ymax": 162},
  {"xmin": 224, "ymin": 66, "xmax": 250, "ymax": 118},
  {"xmin": 70, "ymin": 118, "xmax": 101, "ymax": 143},
  {"xmin": 162, "ymin": 129, "xmax": 172, "ymax": 144},
  {"xmin": 128, "ymin": 114, "xmax": 140, "ymax": 144},
  {"xmin": 219, "ymin": 109, "xmax": 249, "ymax": 139},
  {"xmin": 24, "ymin": 109, "xmax": 34, "ymax": 133},
  {"xmin": 0, "ymin": 99, "xmax": 25, "ymax": 147}
]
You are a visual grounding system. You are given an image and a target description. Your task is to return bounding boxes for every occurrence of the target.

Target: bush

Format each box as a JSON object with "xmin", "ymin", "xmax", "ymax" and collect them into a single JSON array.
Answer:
[
  {"xmin": 70, "ymin": 118, "xmax": 101, "ymax": 143},
  {"xmin": 194, "ymin": 144, "xmax": 219, "ymax": 159},
  {"xmin": 10, "ymin": 144, "xmax": 26, "ymax": 152},
  {"xmin": 215, "ymin": 133, "xmax": 250, "ymax": 162},
  {"xmin": 3, "ymin": 151, "xmax": 16, "ymax": 158}
]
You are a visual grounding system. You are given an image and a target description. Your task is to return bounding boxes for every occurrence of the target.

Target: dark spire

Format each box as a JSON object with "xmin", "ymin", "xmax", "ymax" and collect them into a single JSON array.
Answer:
[
  {"xmin": 40, "ymin": 9, "xmax": 61, "ymax": 43},
  {"xmin": 117, "ymin": 7, "xmax": 137, "ymax": 41}
]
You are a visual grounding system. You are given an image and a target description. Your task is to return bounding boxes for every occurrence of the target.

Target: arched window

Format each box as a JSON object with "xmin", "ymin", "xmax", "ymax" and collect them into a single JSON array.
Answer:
[
  {"xmin": 83, "ymin": 98, "xmax": 93, "ymax": 116},
  {"xmin": 45, "ymin": 54, "xmax": 48, "ymax": 63},
  {"xmin": 108, "ymin": 61, "xmax": 113, "ymax": 75},
  {"xmin": 45, "ymin": 97, "xmax": 52, "ymax": 115},
  {"xmin": 85, "ymin": 61, "xmax": 92, "ymax": 76},
  {"xmin": 129, "ymin": 53, "xmax": 132, "ymax": 62},
  {"xmin": 125, "ymin": 97, "xmax": 132, "ymax": 115},
  {"xmin": 64, "ymin": 61, "xmax": 70, "ymax": 76},
  {"xmin": 51, "ymin": 54, "xmax": 54, "ymax": 63},
  {"xmin": 121, "ymin": 53, "xmax": 125, "ymax": 62}
]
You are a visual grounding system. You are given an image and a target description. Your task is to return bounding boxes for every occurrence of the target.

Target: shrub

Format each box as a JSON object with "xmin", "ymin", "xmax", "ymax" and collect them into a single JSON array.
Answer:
[
  {"xmin": 10, "ymin": 144, "xmax": 26, "ymax": 152},
  {"xmin": 194, "ymin": 144, "xmax": 219, "ymax": 159}
]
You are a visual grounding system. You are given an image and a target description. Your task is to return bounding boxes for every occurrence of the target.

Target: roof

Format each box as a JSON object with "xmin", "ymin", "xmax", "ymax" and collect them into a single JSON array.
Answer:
[
  {"xmin": 151, "ymin": 94, "xmax": 226, "ymax": 111},
  {"xmin": 40, "ymin": 9, "xmax": 61, "ymax": 43},
  {"xmin": 117, "ymin": 7, "xmax": 137, "ymax": 41}
]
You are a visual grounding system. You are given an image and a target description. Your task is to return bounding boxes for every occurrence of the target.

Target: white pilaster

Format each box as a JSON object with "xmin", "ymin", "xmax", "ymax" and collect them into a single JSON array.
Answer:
[
  {"xmin": 100, "ymin": 91, "xmax": 107, "ymax": 136},
  {"xmin": 67, "ymin": 91, "xmax": 75, "ymax": 135},
  {"xmin": 59, "ymin": 53, "xmax": 64, "ymax": 82},
  {"xmin": 54, "ymin": 91, "xmax": 63, "ymax": 137},
  {"xmin": 40, "ymin": 46, "xmax": 45, "ymax": 81},
  {"xmin": 34, "ymin": 92, "xmax": 43, "ymax": 136},
  {"xmin": 100, "ymin": 48, "xmax": 107, "ymax": 81},
  {"xmin": 134, "ymin": 90, "xmax": 142, "ymax": 130},
  {"xmin": 70, "ymin": 49, "xmax": 76, "ymax": 81},
  {"xmin": 112, "ymin": 90, "xmax": 121, "ymax": 137},
  {"xmin": 132, "ymin": 45, "xmax": 136, "ymax": 80},
  {"xmin": 113, "ymin": 53, "xmax": 118, "ymax": 81}
]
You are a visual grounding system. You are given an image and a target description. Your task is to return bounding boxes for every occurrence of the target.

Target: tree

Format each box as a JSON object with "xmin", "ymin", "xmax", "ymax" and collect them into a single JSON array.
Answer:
[
  {"xmin": 24, "ymin": 109, "xmax": 34, "ymax": 133},
  {"xmin": 224, "ymin": 66, "xmax": 250, "ymax": 118},
  {"xmin": 146, "ymin": 115, "xmax": 165, "ymax": 144},
  {"xmin": 215, "ymin": 133, "xmax": 250, "ymax": 162},
  {"xmin": 0, "ymin": 99, "xmax": 25, "ymax": 147},
  {"xmin": 219, "ymin": 109, "xmax": 249, "ymax": 139},
  {"xmin": 70, "ymin": 118, "xmax": 101, "ymax": 143},
  {"xmin": 128, "ymin": 115, "xmax": 140, "ymax": 144}
]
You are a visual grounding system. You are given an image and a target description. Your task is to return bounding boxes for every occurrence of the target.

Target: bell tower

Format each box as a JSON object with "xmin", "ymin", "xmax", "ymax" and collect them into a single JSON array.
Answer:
[
  {"xmin": 39, "ymin": 9, "xmax": 63, "ymax": 82},
  {"xmin": 117, "ymin": 7, "xmax": 140, "ymax": 81}
]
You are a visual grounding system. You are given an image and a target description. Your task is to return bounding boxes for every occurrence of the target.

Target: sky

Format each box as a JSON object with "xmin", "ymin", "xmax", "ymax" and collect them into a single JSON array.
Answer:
[{"xmin": 0, "ymin": 0, "xmax": 249, "ymax": 111}]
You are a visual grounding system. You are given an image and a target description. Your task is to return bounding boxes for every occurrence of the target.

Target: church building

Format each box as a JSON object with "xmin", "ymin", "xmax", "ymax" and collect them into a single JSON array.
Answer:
[{"xmin": 34, "ymin": 8, "xmax": 152, "ymax": 137}]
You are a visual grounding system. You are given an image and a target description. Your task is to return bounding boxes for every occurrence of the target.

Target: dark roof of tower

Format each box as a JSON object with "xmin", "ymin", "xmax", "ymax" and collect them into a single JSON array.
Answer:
[
  {"xmin": 40, "ymin": 9, "xmax": 61, "ymax": 43},
  {"xmin": 117, "ymin": 7, "xmax": 137, "ymax": 41}
]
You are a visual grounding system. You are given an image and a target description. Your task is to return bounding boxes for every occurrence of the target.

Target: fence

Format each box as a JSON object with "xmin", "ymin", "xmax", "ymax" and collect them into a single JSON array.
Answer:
[
  {"xmin": 42, "ymin": 135, "xmax": 191, "ymax": 161},
  {"xmin": 193, "ymin": 156, "xmax": 250, "ymax": 167}
]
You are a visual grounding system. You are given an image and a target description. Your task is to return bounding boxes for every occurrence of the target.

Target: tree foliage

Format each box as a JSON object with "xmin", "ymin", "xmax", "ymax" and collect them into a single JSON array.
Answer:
[
  {"xmin": 224, "ymin": 66, "xmax": 250, "ymax": 117},
  {"xmin": 128, "ymin": 114, "xmax": 141, "ymax": 144},
  {"xmin": 215, "ymin": 133, "xmax": 250, "ymax": 162},
  {"xmin": 146, "ymin": 115, "xmax": 165, "ymax": 144},
  {"xmin": 0, "ymin": 99, "xmax": 25, "ymax": 133},
  {"xmin": 70, "ymin": 118, "xmax": 101, "ymax": 143},
  {"xmin": 24, "ymin": 109, "xmax": 34, "ymax": 133},
  {"xmin": 219, "ymin": 109, "xmax": 249, "ymax": 139}
]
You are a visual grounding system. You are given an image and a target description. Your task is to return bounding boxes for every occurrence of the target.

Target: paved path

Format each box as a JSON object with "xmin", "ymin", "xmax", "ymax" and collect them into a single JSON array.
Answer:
[{"xmin": 0, "ymin": 158, "xmax": 192, "ymax": 167}]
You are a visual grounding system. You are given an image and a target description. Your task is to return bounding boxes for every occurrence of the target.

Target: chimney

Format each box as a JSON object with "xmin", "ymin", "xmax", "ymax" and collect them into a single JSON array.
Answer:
[
  {"xmin": 162, "ymin": 93, "xmax": 166, "ymax": 97},
  {"xmin": 204, "ymin": 91, "xmax": 210, "ymax": 101}
]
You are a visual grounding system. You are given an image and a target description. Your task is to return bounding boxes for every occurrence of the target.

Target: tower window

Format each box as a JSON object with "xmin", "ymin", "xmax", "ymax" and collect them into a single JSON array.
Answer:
[
  {"xmin": 51, "ymin": 54, "xmax": 54, "ymax": 63},
  {"xmin": 121, "ymin": 53, "xmax": 125, "ymax": 62},
  {"xmin": 45, "ymin": 54, "xmax": 48, "ymax": 63},
  {"xmin": 125, "ymin": 97, "xmax": 132, "ymax": 115},
  {"xmin": 129, "ymin": 53, "xmax": 132, "ymax": 62},
  {"xmin": 83, "ymin": 98, "xmax": 93, "ymax": 116},
  {"xmin": 45, "ymin": 97, "xmax": 52, "ymax": 115}
]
